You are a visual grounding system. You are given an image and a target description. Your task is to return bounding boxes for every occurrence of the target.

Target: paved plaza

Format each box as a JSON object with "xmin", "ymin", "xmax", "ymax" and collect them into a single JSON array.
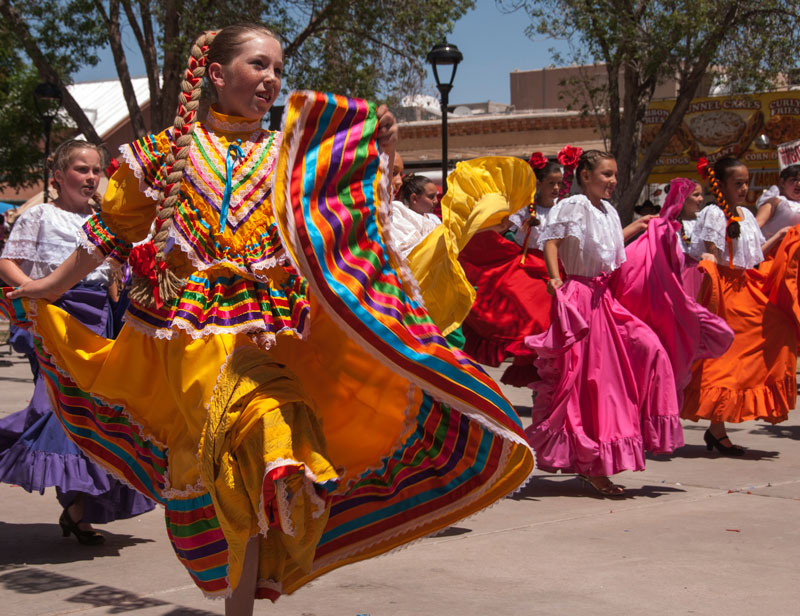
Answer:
[{"xmin": 1, "ymin": 333, "xmax": 798, "ymax": 615}]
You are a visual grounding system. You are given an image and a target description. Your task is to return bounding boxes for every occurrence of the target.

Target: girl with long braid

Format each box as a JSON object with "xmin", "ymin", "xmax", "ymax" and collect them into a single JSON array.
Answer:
[
  {"xmin": 0, "ymin": 24, "xmax": 533, "ymax": 614},
  {"xmin": 682, "ymin": 157, "xmax": 797, "ymax": 454}
]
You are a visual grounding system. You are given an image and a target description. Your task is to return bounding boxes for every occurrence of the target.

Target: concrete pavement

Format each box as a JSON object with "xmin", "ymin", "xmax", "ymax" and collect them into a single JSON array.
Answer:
[{"xmin": 1, "ymin": 349, "xmax": 798, "ymax": 615}]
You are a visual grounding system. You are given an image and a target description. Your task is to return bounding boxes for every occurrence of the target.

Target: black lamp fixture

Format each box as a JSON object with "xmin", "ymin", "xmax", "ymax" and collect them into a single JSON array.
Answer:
[
  {"xmin": 33, "ymin": 82, "xmax": 63, "ymax": 203},
  {"xmin": 426, "ymin": 41, "xmax": 463, "ymax": 194}
]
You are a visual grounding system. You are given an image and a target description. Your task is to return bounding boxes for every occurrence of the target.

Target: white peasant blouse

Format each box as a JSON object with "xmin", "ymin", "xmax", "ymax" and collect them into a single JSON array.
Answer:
[
  {"xmin": 756, "ymin": 185, "xmax": 800, "ymax": 240},
  {"xmin": 688, "ymin": 204, "xmax": 764, "ymax": 270},
  {"xmin": 538, "ymin": 194, "xmax": 626, "ymax": 277},
  {"xmin": 509, "ymin": 204, "xmax": 555, "ymax": 249},
  {"xmin": 387, "ymin": 201, "xmax": 441, "ymax": 258},
  {"xmin": 1, "ymin": 203, "xmax": 110, "ymax": 285}
]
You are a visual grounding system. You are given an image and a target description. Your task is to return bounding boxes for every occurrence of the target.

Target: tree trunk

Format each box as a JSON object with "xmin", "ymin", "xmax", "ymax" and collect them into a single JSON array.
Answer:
[
  {"xmin": 159, "ymin": 0, "xmax": 182, "ymax": 130},
  {"xmin": 122, "ymin": 0, "xmax": 163, "ymax": 130},
  {"xmin": 0, "ymin": 0, "xmax": 102, "ymax": 144},
  {"xmin": 97, "ymin": 0, "xmax": 147, "ymax": 138}
]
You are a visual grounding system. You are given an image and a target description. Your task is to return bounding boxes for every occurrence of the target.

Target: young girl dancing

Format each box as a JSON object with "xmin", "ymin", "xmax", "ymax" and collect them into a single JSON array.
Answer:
[
  {"xmin": 0, "ymin": 140, "xmax": 153, "ymax": 544},
  {"xmin": 525, "ymin": 150, "xmax": 683, "ymax": 496},
  {"xmin": 756, "ymin": 163, "xmax": 800, "ymax": 242},
  {"xmin": 1, "ymin": 24, "xmax": 533, "ymax": 614},
  {"xmin": 683, "ymin": 157, "xmax": 797, "ymax": 454}
]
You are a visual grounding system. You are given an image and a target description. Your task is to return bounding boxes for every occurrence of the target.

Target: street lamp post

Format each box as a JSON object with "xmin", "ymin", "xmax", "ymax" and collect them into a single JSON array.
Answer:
[
  {"xmin": 426, "ymin": 42, "xmax": 462, "ymax": 194},
  {"xmin": 33, "ymin": 82, "xmax": 63, "ymax": 203}
]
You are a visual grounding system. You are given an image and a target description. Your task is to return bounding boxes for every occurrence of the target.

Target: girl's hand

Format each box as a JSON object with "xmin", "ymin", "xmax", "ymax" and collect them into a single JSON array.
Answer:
[
  {"xmin": 623, "ymin": 215, "xmax": 655, "ymax": 241},
  {"xmin": 546, "ymin": 277, "xmax": 563, "ymax": 296},
  {"xmin": 700, "ymin": 252, "xmax": 718, "ymax": 264},
  {"xmin": 6, "ymin": 276, "xmax": 63, "ymax": 302},
  {"xmin": 376, "ymin": 105, "xmax": 398, "ymax": 152}
]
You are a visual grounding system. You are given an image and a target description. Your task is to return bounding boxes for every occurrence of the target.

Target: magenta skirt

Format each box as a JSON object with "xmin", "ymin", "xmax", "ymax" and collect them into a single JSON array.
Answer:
[{"xmin": 524, "ymin": 275, "xmax": 684, "ymax": 476}]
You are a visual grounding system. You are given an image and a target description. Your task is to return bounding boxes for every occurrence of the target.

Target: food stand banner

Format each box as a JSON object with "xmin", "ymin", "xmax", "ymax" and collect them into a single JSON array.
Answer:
[
  {"xmin": 778, "ymin": 138, "xmax": 800, "ymax": 170},
  {"xmin": 643, "ymin": 91, "xmax": 800, "ymax": 196}
]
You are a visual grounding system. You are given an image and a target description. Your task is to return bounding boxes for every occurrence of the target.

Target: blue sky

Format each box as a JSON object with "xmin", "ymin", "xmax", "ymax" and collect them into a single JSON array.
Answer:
[{"xmin": 75, "ymin": 2, "xmax": 570, "ymax": 105}]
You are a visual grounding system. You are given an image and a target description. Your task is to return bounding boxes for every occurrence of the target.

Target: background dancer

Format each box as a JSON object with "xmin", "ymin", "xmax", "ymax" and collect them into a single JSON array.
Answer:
[
  {"xmin": 683, "ymin": 157, "xmax": 797, "ymax": 455},
  {"xmin": 0, "ymin": 140, "xmax": 154, "ymax": 545},
  {"xmin": 526, "ymin": 150, "xmax": 683, "ymax": 496}
]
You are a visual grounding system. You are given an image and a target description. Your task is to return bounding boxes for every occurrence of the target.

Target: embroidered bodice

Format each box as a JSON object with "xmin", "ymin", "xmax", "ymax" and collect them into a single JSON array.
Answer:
[
  {"xmin": 538, "ymin": 195, "xmax": 626, "ymax": 277},
  {"xmin": 387, "ymin": 201, "xmax": 441, "ymax": 258},
  {"xmin": 756, "ymin": 185, "xmax": 800, "ymax": 240},
  {"xmin": 80, "ymin": 107, "xmax": 309, "ymax": 342},
  {"xmin": 2, "ymin": 203, "xmax": 109, "ymax": 286},
  {"xmin": 688, "ymin": 204, "xmax": 764, "ymax": 269},
  {"xmin": 509, "ymin": 204, "xmax": 555, "ymax": 249}
]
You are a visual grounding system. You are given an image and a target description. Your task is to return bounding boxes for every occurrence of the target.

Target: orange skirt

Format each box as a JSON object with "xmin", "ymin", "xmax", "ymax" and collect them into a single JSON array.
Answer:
[{"xmin": 682, "ymin": 260, "xmax": 796, "ymax": 424}]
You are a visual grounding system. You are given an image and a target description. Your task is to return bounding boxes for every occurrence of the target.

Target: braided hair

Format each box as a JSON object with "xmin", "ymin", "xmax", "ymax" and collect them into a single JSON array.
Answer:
[
  {"xmin": 129, "ymin": 24, "xmax": 280, "ymax": 307},
  {"xmin": 697, "ymin": 156, "xmax": 745, "ymax": 240}
]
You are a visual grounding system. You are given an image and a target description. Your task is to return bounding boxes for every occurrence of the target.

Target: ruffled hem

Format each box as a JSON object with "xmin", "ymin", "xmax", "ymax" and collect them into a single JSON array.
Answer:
[
  {"xmin": 642, "ymin": 413, "xmax": 685, "ymax": 455},
  {"xmin": 500, "ymin": 360, "xmax": 539, "ymax": 388},
  {"xmin": 682, "ymin": 373, "xmax": 795, "ymax": 424},
  {"xmin": 525, "ymin": 423, "xmax": 646, "ymax": 476},
  {"xmin": 461, "ymin": 324, "xmax": 515, "ymax": 366}
]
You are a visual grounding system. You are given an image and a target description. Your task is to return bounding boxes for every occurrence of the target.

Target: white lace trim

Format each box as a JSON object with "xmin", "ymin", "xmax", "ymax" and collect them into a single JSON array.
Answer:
[
  {"xmin": 537, "ymin": 195, "xmax": 626, "ymax": 276},
  {"xmin": 119, "ymin": 142, "xmax": 162, "ymax": 202},
  {"xmin": 689, "ymin": 205, "xmax": 764, "ymax": 269},
  {"xmin": 77, "ymin": 231, "xmax": 110, "ymax": 265},
  {"xmin": 160, "ymin": 476, "xmax": 206, "ymax": 500},
  {"xmin": 2, "ymin": 203, "xmax": 110, "ymax": 284}
]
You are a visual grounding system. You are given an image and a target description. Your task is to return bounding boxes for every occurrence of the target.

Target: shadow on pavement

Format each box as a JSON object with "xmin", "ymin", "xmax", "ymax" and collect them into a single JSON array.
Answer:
[
  {"xmin": 0, "ymin": 567, "xmax": 219, "ymax": 615},
  {"xmin": 0, "ymin": 522, "xmax": 154, "ymax": 566},
  {"xmin": 508, "ymin": 476, "xmax": 685, "ymax": 501},
  {"xmin": 651, "ymin": 444, "xmax": 780, "ymax": 461},
  {"xmin": 754, "ymin": 423, "xmax": 800, "ymax": 441},
  {"xmin": 514, "ymin": 405, "xmax": 532, "ymax": 418},
  {"xmin": 430, "ymin": 526, "xmax": 472, "ymax": 538}
]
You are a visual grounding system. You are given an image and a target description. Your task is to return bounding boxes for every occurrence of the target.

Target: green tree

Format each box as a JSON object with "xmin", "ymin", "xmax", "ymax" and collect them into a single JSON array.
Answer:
[{"xmin": 505, "ymin": 0, "xmax": 800, "ymax": 223}]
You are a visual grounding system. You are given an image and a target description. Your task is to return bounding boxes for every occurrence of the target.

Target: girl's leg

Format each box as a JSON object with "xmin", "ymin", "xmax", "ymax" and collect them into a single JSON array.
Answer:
[{"xmin": 225, "ymin": 535, "xmax": 259, "ymax": 616}]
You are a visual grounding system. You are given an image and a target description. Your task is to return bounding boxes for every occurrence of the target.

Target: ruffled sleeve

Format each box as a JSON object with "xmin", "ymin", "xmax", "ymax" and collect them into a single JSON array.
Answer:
[
  {"xmin": 757, "ymin": 185, "xmax": 781, "ymax": 209},
  {"xmin": 0, "ymin": 204, "xmax": 45, "ymax": 265},
  {"xmin": 80, "ymin": 131, "xmax": 171, "ymax": 264},
  {"xmin": 538, "ymin": 195, "xmax": 589, "ymax": 249},
  {"xmin": 689, "ymin": 204, "xmax": 727, "ymax": 257}
]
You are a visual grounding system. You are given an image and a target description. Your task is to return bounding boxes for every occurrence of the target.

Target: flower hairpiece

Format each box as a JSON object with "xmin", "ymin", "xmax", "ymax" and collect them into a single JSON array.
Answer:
[
  {"xmin": 528, "ymin": 152, "xmax": 548, "ymax": 170},
  {"xmin": 105, "ymin": 158, "xmax": 121, "ymax": 177},
  {"xmin": 557, "ymin": 145, "xmax": 582, "ymax": 198}
]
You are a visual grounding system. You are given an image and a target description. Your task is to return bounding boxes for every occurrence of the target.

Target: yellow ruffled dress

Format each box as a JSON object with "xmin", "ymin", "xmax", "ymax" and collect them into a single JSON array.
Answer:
[{"xmin": 1, "ymin": 92, "xmax": 534, "ymax": 601}]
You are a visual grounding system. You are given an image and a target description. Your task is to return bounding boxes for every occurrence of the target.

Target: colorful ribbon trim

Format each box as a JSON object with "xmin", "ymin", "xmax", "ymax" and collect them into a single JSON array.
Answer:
[{"xmin": 220, "ymin": 140, "xmax": 244, "ymax": 233}]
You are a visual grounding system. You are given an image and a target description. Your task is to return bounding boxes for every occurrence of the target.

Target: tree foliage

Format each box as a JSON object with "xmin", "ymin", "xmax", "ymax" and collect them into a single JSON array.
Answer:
[
  {"xmin": 504, "ymin": 0, "xmax": 800, "ymax": 223},
  {"xmin": 1, "ymin": 0, "xmax": 473, "ymax": 191}
]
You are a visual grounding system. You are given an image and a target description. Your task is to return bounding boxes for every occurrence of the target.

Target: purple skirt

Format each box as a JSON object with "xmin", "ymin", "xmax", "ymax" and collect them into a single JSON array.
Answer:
[{"xmin": 0, "ymin": 284, "xmax": 154, "ymax": 523}]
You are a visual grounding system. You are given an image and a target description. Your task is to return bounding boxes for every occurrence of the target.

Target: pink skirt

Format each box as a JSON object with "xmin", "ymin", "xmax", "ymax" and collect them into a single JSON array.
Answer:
[{"xmin": 524, "ymin": 275, "xmax": 684, "ymax": 476}]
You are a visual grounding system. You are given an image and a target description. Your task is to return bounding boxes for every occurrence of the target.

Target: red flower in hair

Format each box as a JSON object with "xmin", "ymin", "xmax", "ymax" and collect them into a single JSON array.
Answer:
[
  {"xmin": 557, "ymin": 145, "xmax": 582, "ymax": 170},
  {"xmin": 105, "ymin": 158, "xmax": 121, "ymax": 177},
  {"xmin": 528, "ymin": 152, "xmax": 548, "ymax": 169},
  {"xmin": 696, "ymin": 156, "xmax": 710, "ymax": 180}
]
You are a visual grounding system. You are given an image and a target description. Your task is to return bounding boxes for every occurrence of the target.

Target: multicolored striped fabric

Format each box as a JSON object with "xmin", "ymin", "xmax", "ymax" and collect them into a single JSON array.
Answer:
[
  {"xmin": 123, "ymin": 265, "xmax": 310, "ymax": 340},
  {"xmin": 272, "ymin": 91, "xmax": 535, "ymax": 591},
  {"xmin": 273, "ymin": 91, "xmax": 529, "ymax": 437},
  {"xmin": 0, "ymin": 292, "xmax": 168, "ymax": 503},
  {"xmin": 81, "ymin": 214, "xmax": 132, "ymax": 264}
]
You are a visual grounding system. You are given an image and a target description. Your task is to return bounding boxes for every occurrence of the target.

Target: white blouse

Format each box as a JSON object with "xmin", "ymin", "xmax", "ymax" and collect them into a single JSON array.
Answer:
[
  {"xmin": 1, "ymin": 203, "xmax": 110, "ymax": 286},
  {"xmin": 688, "ymin": 204, "xmax": 764, "ymax": 269},
  {"xmin": 538, "ymin": 195, "xmax": 626, "ymax": 277},
  {"xmin": 756, "ymin": 185, "xmax": 800, "ymax": 240},
  {"xmin": 509, "ymin": 204, "xmax": 555, "ymax": 249},
  {"xmin": 387, "ymin": 201, "xmax": 441, "ymax": 258}
]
